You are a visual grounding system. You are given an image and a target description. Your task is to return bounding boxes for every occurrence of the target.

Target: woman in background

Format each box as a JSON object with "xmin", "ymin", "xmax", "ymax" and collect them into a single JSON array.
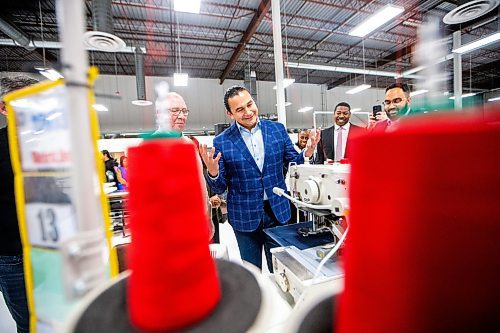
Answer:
[
  {"xmin": 116, "ymin": 156, "xmax": 128, "ymax": 191},
  {"xmin": 102, "ymin": 150, "xmax": 118, "ymax": 187}
]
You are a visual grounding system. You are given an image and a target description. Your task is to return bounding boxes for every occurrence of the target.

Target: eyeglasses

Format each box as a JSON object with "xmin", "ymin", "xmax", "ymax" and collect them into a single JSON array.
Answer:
[
  {"xmin": 383, "ymin": 98, "xmax": 405, "ymax": 106},
  {"xmin": 169, "ymin": 108, "xmax": 189, "ymax": 116}
]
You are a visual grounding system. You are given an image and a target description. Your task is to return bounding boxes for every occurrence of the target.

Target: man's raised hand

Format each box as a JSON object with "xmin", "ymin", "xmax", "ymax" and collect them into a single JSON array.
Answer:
[{"xmin": 199, "ymin": 144, "xmax": 221, "ymax": 177}]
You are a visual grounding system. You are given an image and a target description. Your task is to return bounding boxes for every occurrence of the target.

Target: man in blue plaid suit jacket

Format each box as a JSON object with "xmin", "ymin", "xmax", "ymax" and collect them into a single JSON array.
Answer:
[{"xmin": 200, "ymin": 86, "xmax": 319, "ymax": 271}]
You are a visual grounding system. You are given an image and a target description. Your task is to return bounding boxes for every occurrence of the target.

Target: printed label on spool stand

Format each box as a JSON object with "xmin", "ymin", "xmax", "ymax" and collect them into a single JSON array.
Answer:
[
  {"xmin": 25, "ymin": 203, "xmax": 77, "ymax": 248},
  {"xmin": 10, "ymin": 85, "xmax": 72, "ymax": 171}
]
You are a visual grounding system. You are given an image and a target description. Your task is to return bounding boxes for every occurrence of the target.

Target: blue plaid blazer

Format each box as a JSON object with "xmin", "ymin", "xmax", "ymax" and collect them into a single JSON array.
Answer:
[{"xmin": 206, "ymin": 120, "xmax": 304, "ymax": 232}]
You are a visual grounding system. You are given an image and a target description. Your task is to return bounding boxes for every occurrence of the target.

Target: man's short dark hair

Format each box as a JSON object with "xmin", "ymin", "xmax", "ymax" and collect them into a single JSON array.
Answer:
[
  {"xmin": 385, "ymin": 83, "xmax": 410, "ymax": 95},
  {"xmin": 0, "ymin": 76, "xmax": 39, "ymax": 97},
  {"xmin": 224, "ymin": 85, "xmax": 249, "ymax": 113},
  {"xmin": 334, "ymin": 102, "xmax": 351, "ymax": 111}
]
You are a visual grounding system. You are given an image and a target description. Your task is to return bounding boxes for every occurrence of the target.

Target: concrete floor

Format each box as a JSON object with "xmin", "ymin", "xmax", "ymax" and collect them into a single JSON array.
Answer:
[{"xmin": 0, "ymin": 295, "xmax": 17, "ymax": 333}]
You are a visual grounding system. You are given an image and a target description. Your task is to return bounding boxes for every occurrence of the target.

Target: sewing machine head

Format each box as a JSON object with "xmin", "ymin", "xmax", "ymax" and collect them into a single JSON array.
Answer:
[
  {"xmin": 288, "ymin": 163, "xmax": 350, "ymax": 239},
  {"xmin": 288, "ymin": 163, "xmax": 350, "ymax": 216}
]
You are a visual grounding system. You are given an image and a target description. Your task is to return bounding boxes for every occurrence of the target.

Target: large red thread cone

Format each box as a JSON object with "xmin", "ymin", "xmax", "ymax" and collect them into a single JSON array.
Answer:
[
  {"xmin": 127, "ymin": 139, "xmax": 221, "ymax": 331},
  {"xmin": 338, "ymin": 109, "xmax": 500, "ymax": 333}
]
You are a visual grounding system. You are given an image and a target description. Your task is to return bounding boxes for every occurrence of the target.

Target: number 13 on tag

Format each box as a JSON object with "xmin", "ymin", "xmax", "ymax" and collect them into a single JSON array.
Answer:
[{"xmin": 25, "ymin": 203, "xmax": 78, "ymax": 248}]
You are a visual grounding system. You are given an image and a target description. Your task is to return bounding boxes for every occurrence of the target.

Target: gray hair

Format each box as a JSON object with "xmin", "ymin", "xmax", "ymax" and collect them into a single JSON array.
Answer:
[{"xmin": 0, "ymin": 75, "xmax": 39, "ymax": 97}]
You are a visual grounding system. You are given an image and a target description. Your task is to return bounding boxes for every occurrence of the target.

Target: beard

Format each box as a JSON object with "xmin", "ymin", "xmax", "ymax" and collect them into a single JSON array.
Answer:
[{"xmin": 387, "ymin": 103, "xmax": 409, "ymax": 120}]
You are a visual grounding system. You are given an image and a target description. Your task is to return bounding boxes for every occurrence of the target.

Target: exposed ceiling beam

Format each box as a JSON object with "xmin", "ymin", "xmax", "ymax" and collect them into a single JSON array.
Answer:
[{"xmin": 219, "ymin": 0, "xmax": 271, "ymax": 84}]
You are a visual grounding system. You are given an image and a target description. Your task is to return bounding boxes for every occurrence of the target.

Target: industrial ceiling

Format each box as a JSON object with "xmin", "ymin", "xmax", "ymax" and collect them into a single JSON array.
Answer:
[{"xmin": 0, "ymin": 0, "xmax": 498, "ymax": 92}]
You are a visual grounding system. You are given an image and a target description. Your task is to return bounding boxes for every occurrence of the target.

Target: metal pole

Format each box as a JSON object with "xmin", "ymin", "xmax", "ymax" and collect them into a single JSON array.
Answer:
[
  {"xmin": 56, "ymin": 0, "xmax": 102, "ymax": 231},
  {"xmin": 271, "ymin": 0, "xmax": 286, "ymax": 126},
  {"xmin": 453, "ymin": 31, "xmax": 462, "ymax": 110}
]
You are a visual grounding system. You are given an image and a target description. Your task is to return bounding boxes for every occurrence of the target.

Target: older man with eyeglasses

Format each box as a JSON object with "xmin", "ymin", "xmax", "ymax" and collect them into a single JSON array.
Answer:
[
  {"xmin": 369, "ymin": 83, "xmax": 412, "ymax": 132},
  {"xmin": 160, "ymin": 92, "xmax": 190, "ymax": 132}
]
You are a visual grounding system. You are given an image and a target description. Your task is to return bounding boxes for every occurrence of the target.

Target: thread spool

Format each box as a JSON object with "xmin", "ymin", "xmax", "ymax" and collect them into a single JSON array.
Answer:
[
  {"xmin": 127, "ymin": 139, "xmax": 220, "ymax": 331},
  {"xmin": 338, "ymin": 112, "xmax": 500, "ymax": 332}
]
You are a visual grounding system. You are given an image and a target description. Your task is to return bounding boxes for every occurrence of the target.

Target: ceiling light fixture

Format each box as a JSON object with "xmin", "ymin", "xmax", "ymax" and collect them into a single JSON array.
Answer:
[
  {"xmin": 276, "ymin": 101, "xmax": 292, "ymax": 107},
  {"xmin": 273, "ymin": 78, "xmax": 295, "ymax": 89},
  {"xmin": 131, "ymin": 100, "xmax": 153, "ymax": 106},
  {"xmin": 401, "ymin": 65, "xmax": 425, "ymax": 76},
  {"xmin": 121, "ymin": 132, "xmax": 141, "ymax": 136},
  {"xmin": 349, "ymin": 4, "xmax": 405, "ymax": 37},
  {"xmin": 452, "ymin": 32, "xmax": 500, "ymax": 54},
  {"xmin": 346, "ymin": 84, "xmax": 371, "ymax": 94},
  {"xmin": 37, "ymin": 68, "xmax": 64, "ymax": 81},
  {"xmin": 410, "ymin": 89, "xmax": 429, "ymax": 97},
  {"xmin": 298, "ymin": 106, "xmax": 313, "ymax": 113},
  {"xmin": 350, "ymin": 108, "xmax": 362, "ymax": 112},
  {"xmin": 286, "ymin": 62, "xmax": 420, "ymax": 79},
  {"xmin": 449, "ymin": 93, "xmax": 476, "ymax": 99},
  {"xmin": 174, "ymin": 0, "xmax": 201, "ymax": 14},
  {"xmin": 93, "ymin": 103, "xmax": 108, "ymax": 112},
  {"xmin": 174, "ymin": 73, "xmax": 189, "ymax": 87}
]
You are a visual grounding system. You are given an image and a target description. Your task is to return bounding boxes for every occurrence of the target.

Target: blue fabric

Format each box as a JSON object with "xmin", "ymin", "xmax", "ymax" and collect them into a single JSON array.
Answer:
[
  {"xmin": 0, "ymin": 254, "xmax": 29, "ymax": 333},
  {"xmin": 233, "ymin": 201, "xmax": 280, "ymax": 271},
  {"xmin": 206, "ymin": 120, "xmax": 305, "ymax": 232},
  {"xmin": 264, "ymin": 221, "xmax": 336, "ymax": 250}
]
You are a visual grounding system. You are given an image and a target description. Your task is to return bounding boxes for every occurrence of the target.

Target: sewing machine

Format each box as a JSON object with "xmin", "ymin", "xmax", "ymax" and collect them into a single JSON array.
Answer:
[{"xmin": 269, "ymin": 162, "xmax": 349, "ymax": 304}]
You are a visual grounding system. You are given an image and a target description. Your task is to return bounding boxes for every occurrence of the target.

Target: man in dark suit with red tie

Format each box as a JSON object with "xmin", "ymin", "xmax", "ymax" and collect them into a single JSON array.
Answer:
[{"xmin": 315, "ymin": 102, "xmax": 365, "ymax": 164}]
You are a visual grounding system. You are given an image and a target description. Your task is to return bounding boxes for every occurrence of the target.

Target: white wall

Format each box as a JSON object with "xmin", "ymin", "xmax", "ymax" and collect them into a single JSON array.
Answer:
[
  {"xmin": 93, "ymin": 75, "xmax": 387, "ymax": 132},
  {"xmin": 97, "ymin": 133, "xmax": 303, "ymax": 155},
  {"xmin": 0, "ymin": 71, "xmax": 387, "ymax": 131},
  {"xmin": 2, "ymin": 71, "xmax": 495, "ymax": 131}
]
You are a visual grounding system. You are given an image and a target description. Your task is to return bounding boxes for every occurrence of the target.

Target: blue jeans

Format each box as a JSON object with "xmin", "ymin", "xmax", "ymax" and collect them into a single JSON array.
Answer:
[
  {"xmin": 0, "ymin": 255, "xmax": 29, "ymax": 333},
  {"xmin": 233, "ymin": 201, "xmax": 280, "ymax": 272}
]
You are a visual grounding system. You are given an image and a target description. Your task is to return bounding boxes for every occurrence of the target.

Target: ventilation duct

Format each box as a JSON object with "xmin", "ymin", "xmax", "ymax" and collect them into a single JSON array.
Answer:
[
  {"xmin": 92, "ymin": 0, "xmax": 114, "ymax": 33},
  {"xmin": 0, "ymin": 16, "xmax": 35, "ymax": 50},
  {"xmin": 135, "ymin": 47, "xmax": 145, "ymax": 99},
  {"xmin": 244, "ymin": 68, "xmax": 258, "ymax": 102},
  {"xmin": 443, "ymin": 0, "xmax": 499, "ymax": 31},
  {"xmin": 83, "ymin": 0, "xmax": 125, "ymax": 52},
  {"xmin": 131, "ymin": 47, "xmax": 152, "ymax": 106},
  {"xmin": 0, "ymin": 38, "xmax": 140, "ymax": 53}
]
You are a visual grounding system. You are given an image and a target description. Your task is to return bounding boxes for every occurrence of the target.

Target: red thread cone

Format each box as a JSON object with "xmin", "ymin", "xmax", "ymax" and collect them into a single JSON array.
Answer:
[
  {"xmin": 338, "ymin": 109, "xmax": 500, "ymax": 333},
  {"xmin": 127, "ymin": 139, "xmax": 221, "ymax": 331}
]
